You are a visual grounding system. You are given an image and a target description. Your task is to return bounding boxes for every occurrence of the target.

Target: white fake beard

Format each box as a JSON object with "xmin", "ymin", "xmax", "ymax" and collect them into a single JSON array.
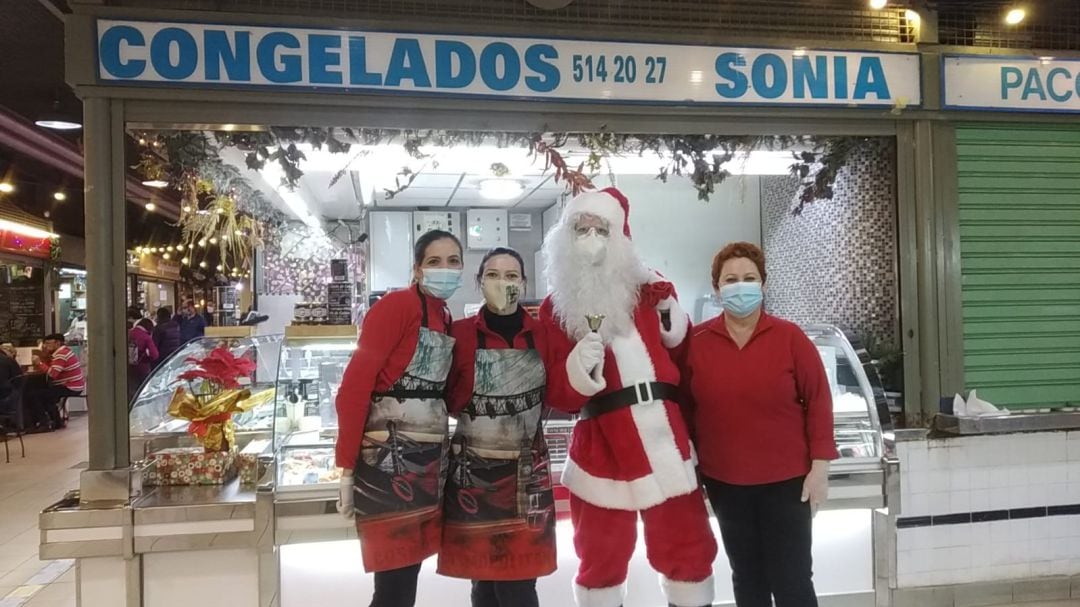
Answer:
[{"xmin": 542, "ymin": 222, "xmax": 649, "ymax": 342}]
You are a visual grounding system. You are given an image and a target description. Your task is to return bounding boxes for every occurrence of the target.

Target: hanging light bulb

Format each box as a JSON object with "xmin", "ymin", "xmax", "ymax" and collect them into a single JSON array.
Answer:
[
  {"xmin": 145, "ymin": 202, "xmax": 156, "ymax": 212},
  {"xmin": 199, "ymin": 261, "xmax": 208, "ymax": 269},
  {"xmin": 216, "ymin": 265, "xmax": 224, "ymax": 272},
  {"xmin": 167, "ymin": 246, "xmax": 175, "ymax": 252},
  {"xmin": 209, "ymin": 237, "xmax": 218, "ymax": 245},
  {"xmin": 181, "ymin": 257, "xmax": 190, "ymax": 265},
  {"xmin": 198, "ymin": 239, "xmax": 208, "ymax": 247},
  {"xmin": 162, "ymin": 253, "xmax": 171, "ymax": 260},
  {"xmin": 176, "ymin": 244, "xmax": 185, "ymax": 251}
]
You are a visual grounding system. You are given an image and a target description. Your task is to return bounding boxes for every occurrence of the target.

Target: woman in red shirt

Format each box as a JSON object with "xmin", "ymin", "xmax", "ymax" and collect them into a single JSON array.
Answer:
[
  {"xmin": 681, "ymin": 242, "xmax": 838, "ymax": 607},
  {"xmin": 335, "ymin": 229, "xmax": 463, "ymax": 607},
  {"xmin": 439, "ymin": 247, "xmax": 556, "ymax": 607}
]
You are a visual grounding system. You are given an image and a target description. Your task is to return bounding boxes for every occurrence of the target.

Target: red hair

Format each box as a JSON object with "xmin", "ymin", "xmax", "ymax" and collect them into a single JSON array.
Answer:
[{"xmin": 711, "ymin": 242, "xmax": 767, "ymax": 289}]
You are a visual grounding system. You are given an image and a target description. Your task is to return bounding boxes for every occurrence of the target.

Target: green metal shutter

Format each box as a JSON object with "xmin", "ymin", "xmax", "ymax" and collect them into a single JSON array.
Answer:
[{"xmin": 958, "ymin": 124, "xmax": 1080, "ymax": 410}]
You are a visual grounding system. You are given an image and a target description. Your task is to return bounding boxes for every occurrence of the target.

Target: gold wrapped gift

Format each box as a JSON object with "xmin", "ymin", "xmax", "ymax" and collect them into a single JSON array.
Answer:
[{"xmin": 167, "ymin": 387, "xmax": 275, "ymax": 452}]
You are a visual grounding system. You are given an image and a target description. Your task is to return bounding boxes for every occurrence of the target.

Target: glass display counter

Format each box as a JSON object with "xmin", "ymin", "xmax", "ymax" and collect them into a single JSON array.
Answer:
[
  {"xmin": 803, "ymin": 324, "xmax": 895, "ymax": 510},
  {"xmin": 272, "ymin": 325, "xmax": 357, "ymax": 494},
  {"xmin": 128, "ymin": 334, "xmax": 283, "ymax": 459}
]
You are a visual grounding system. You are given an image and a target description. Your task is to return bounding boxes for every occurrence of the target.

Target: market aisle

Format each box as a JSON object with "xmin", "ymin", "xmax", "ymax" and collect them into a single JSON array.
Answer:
[{"xmin": 0, "ymin": 415, "xmax": 84, "ymax": 607}]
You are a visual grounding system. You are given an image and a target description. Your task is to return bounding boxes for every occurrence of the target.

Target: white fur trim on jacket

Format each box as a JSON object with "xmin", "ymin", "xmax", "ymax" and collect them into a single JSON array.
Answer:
[
  {"xmin": 561, "ymin": 455, "xmax": 698, "ymax": 511},
  {"xmin": 573, "ymin": 582, "xmax": 625, "ymax": 607},
  {"xmin": 658, "ymin": 297, "xmax": 689, "ymax": 349},
  {"xmin": 661, "ymin": 575, "xmax": 715, "ymax": 607}
]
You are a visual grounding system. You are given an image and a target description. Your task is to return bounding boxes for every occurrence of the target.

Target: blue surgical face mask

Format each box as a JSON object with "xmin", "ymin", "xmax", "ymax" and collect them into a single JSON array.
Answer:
[
  {"xmin": 718, "ymin": 282, "xmax": 763, "ymax": 318},
  {"xmin": 420, "ymin": 268, "xmax": 463, "ymax": 300}
]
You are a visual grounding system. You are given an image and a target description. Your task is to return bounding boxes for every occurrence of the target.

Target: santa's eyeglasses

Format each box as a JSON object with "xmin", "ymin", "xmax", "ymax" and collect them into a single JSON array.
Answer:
[{"xmin": 573, "ymin": 225, "xmax": 610, "ymax": 238}]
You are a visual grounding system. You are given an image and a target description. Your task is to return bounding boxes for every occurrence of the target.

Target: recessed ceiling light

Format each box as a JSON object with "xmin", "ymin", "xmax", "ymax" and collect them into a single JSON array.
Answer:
[
  {"xmin": 142, "ymin": 180, "xmax": 168, "ymax": 188},
  {"xmin": 478, "ymin": 178, "xmax": 525, "ymax": 201},
  {"xmin": 1005, "ymin": 8, "xmax": 1026, "ymax": 24}
]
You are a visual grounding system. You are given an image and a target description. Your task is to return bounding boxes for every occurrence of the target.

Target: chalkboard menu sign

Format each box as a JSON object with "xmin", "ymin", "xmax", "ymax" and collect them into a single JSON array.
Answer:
[{"xmin": 0, "ymin": 282, "xmax": 45, "ymax": 346}]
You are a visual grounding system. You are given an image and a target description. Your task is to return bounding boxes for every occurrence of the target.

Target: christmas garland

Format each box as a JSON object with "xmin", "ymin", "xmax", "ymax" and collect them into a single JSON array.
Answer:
[{"xmin": 133, "ymin": 127, "xmax": 883, "ymax": 252}]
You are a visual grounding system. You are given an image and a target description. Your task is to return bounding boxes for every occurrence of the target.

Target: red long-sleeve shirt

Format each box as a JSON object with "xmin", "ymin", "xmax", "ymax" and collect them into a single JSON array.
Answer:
[
  {"xmin": 334, "ymin": 286, "xmax": 452, "ymax": 468},
  {"xmin": 445, "ymin": 309, "xmax": 546, "ymax": 414},
  {"xmin": 680, "ymin": 312, "xmax": 838, "ymax": 486}
]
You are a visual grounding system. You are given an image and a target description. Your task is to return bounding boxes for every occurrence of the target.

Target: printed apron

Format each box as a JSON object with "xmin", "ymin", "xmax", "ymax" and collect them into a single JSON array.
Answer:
[
  {"xmin": 352, "ymin": 295, "xmax": 455, "ymax": 572},
  {"xmin": 438, "ymin": 331, "xmax": 557, "ymax": 580}
]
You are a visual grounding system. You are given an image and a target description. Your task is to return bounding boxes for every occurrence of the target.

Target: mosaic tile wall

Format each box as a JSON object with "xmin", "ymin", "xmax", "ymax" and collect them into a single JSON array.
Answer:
[
  {"xmin": 760, "ymin": 140, "xmax": 900, "ymax": 350},
  {"xmin": 261, "ymin": 223, "xmax": 348, "ymax": 300}
]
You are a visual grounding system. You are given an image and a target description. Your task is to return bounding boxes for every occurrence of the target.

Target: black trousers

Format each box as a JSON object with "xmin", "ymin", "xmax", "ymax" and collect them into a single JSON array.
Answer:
[
  {"xmin": 369, "ymin": 563, "xmax": 422, "ymax": 607},
  {"xmin": 26, "ymin": 383, "xmax": 77, "ymax": 430},
  {"xmin": 703, "ymin": 475, "xmax": 818, "ymax": 607},
  {"xmin": 470, "ymin": 579, "xmax": 539, "ymax": 607}
]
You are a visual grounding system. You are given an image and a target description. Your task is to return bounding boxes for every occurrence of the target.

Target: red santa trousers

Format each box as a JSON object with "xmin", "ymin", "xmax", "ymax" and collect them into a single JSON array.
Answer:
[{"xmin": 570, "ymin": 490, "xmax": 717, "ymax": 607}]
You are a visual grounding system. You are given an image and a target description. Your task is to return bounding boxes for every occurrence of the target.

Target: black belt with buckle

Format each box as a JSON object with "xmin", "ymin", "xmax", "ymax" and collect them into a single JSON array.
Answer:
[{"xmin": 579, "ymin": 381, "xmax": 679, "ymax": 420}]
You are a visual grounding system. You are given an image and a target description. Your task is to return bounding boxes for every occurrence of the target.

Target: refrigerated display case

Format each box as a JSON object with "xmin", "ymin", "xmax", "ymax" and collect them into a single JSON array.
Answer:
[
  {"xmin": 803, "ymin": 324, "xmax": 895, "ymax": 511},
  {"xmin": 272, "ymin": 325, "xmax": 356, "ymax": 495},
  {"xmin": 128, "ymin": 334, "xmax": 284, "ymax": 459}
]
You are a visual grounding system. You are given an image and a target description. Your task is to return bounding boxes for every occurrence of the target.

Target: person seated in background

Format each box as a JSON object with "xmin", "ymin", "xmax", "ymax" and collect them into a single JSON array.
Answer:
[
  {"xmin": 152, "ymin": 306, "xmax": 181, "ymax": 367},
  {"xmin": 0, "ymin": 343, "xmax": 23, "ymax": 400},
  {"xmin": 175, "ymin": 299, "xmax": 207, "ymax": 344},
  {"xmin": 28, "ymin": 334, "xmax": 86, "ymax": 430}
]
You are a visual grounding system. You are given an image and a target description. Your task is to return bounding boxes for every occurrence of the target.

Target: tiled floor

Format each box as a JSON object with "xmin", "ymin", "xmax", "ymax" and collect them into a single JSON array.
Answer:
[{"xmin": 0, "ymin": 415, "xmax": 85, "ymax": 607}]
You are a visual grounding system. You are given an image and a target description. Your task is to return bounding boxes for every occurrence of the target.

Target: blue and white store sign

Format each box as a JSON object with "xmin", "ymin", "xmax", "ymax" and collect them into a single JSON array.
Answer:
[
  {"xmin": 96, "ymin": 20, "xmax": 922, "ymax": 108},
  {"xmin": 944, "ymin": 55, "xmax": 1080, "ymax": 113}
]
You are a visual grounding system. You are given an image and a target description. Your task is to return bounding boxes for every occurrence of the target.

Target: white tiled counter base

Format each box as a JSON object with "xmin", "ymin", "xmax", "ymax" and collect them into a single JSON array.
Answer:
[{"xmin": 896, "ymin": 431, "xmax": 1080, "ymax": 589}]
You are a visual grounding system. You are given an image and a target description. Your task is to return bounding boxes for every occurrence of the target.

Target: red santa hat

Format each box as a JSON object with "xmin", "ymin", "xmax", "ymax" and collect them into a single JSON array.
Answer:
[{"xmin": 563, "ymin": 187, "xmax": 632, "ymax": 238}]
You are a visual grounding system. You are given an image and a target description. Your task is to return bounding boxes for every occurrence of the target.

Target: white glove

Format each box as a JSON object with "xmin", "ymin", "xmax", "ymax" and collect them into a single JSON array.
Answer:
[
  {"xmin": 574, "ymin": 332, "xmax": 605, "ymax": 373},
  {"xmin": 568, "ymin": 332, "xmax": 607, "ymax": 394},
  {"xmin": 337, "ymin": 473, "xmax": 355, "ymax": 519},
  {"xmin": 656, "ymin": 296, "xmax": 673, "ymax": 312}
]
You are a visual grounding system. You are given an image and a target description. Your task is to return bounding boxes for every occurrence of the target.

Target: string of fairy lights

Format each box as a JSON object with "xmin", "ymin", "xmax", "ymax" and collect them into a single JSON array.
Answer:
[{"xmin": 132, "ymin": 243, "xmax": 251, "ymax": 279}]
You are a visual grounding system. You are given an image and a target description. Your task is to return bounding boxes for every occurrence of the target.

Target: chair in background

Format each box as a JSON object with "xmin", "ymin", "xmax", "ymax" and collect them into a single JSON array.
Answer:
[{"xmin": 0, "ymin": 375, "xmax": 28, "ymax": 463}]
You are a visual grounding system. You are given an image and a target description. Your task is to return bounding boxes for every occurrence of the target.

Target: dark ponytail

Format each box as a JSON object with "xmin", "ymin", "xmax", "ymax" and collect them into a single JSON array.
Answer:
[
  {"xmin": 413, "ymin": 230, "xmax": 463, "ymax": 266},
  {"xmin": 476, "ymin": 247, "xmax": 526, "ymax": 286}
]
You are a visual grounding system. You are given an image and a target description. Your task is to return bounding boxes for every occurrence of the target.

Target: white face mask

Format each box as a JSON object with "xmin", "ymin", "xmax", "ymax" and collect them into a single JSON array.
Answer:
[
  {"xmin": 481, "ymin": 279, "xmax": 522, "ymax": 314},
  {"xmin": 574, "ymin": 231, "xmax": 608, "ymax": 265}
]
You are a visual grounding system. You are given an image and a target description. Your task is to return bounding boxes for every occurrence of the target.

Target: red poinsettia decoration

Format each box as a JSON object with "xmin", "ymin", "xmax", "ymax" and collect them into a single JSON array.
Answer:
[{"xmin": 176, "ymin": 346, "xmax": 257, "ymax": 391}]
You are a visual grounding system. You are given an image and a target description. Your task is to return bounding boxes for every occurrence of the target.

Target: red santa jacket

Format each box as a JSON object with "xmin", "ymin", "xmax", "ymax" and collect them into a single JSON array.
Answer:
[{"xmin": 539, "ymin": 280, "xmax": 697, "ymax": 511}]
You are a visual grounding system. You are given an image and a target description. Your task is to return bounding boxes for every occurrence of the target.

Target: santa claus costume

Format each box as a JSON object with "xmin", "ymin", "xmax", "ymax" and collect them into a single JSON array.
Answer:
[{"xmin": 538, "ymin": 188, "xmax": 717, "ymax": 607}]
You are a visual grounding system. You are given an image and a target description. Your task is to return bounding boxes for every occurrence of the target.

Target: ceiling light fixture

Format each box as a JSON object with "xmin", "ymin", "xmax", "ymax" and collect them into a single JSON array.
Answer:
[
  {"xmin": 869, "ymin": 0, "xmax": 887, "ymax": 9},
  {"xmin": 478, "ymin": 179, "xmax": 525, "ymax": 201},
  {"xmin": 0, "ymin": 219, "xmax": 59, "ymax": 240},
  {"xmin": 0, "ymin": 182, "xmax": 14, "ymax": 194},
  {"xmin": 35, "ymin": 97, "xmax": 82, "ymax": 131},
  {"xmin": 142, "ymin": 180, "xmax": 168, "ymax": 188},
  {"xmin": 145, "ymin": 203, "xmax": 156, "ymax": 212},
  {"xmin": 1005, "ymin": 8, "xmax": 1026, "ymax": 24},
  {"xmin": 53, "ymin": 191, "xmax": 67, "ymax": 201}
]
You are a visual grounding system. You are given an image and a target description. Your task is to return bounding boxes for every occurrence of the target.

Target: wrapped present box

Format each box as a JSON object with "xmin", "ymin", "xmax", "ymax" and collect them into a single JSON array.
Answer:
[
  {"xmin": 237, "ymin": 439, "xmax": 270, "ymax": 486},
  {"xmin": 146, "ymin": 447, "xmax": 236, "ymax": 486}
]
